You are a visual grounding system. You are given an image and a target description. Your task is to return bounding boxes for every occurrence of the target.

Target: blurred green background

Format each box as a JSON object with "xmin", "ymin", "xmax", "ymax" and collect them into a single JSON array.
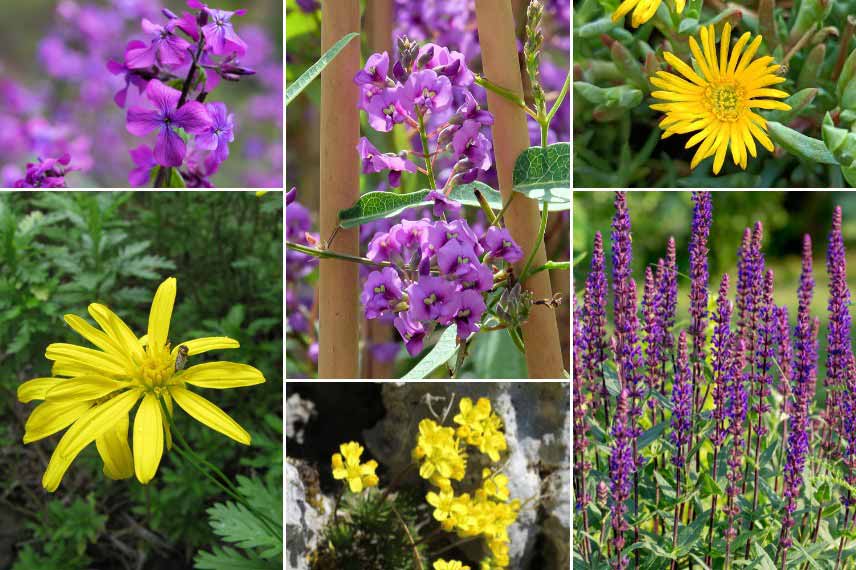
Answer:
[
  {"xmin": 573, "ymin": 191, "xmax": 856, "ymax": 349},
  {"xmin": 0, "ymin": 191, "xmax": 283, "ymax": 570}
]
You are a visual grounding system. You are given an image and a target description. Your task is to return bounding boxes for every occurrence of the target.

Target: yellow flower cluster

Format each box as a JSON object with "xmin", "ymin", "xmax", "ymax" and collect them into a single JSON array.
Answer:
[
  {"xmin": 414, "ymin": 397, "xmax": 520, "ymax": 569},
  {"xmin": 331, "ymin": 441, "xmax": 379, "ymax": 493},
  {"xmin": 434, "ymin": 560, "xmax": 470, "ymax": 570}
]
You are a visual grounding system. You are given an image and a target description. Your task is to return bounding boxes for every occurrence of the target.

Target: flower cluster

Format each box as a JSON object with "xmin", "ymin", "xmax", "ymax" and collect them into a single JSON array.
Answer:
[
  {"xmin": 115, "ymin": 2, "xmax": 254, "ymax": 185},
  {"xmin": 13, "ymin": 154, "xmax": 77, "ymax": 188},
  {"xmin": 414, "ymin": 397, "xmax": 519, "ymax": 568},
  {"xmin": 355, "ymin": 41, "xmax": 494, "ymax": 189},
  {"xmin": 360, "ymin": 209, "xmax": 522, "ymax": 355},
  {"xmin": 286, "ymin": 188, "xmax": 319, "ymax": 367},
  {"xmin": 331, "ymin": 441, "xmax": 380, "ymax": 493}
]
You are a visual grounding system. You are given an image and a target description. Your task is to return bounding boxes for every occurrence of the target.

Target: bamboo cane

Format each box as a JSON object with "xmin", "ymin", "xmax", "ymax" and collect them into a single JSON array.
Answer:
[
  {"xmin": 319, "ymin": 0, "xmax": 361, "ymax": 378},
  {"xmin": 365, "ymin": 0, "xmax": 393, "ymax": 56},
  {"xmin": 474, "ymin": 0, "xmax": 565, "ymax": 378}
]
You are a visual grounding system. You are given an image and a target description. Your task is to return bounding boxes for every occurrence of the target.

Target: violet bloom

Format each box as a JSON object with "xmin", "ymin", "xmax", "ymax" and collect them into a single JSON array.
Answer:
[
  {"xmin": 424, "ymin": 218, "xmax": 481, "ymax": 258},
  {"xmin": 437, "ymin": 238, "xmax": 479, "ymax": 277},
  {"xmin": 710, "ymin": 273, "xmax": 733, "ymax": 448},
  {"xmin": 458, "ymin": 263, "xmax": 494, "ymax": 293},
  {"xmin": 724, "ymin": 338, "xmax": 748, "ymax": 547},
  {"xmin": 425, "ymin": 190, "xmax": 462, "ymax": 217},
  {"xmin": 126, "ymin": 18, "xmax": 191, "ymax": 69},
  {"xmin": 107, "ymin": 40, "xmax": 149, "ymax": 108},
  {"xmin": 826, "ymin": 206, "xmax": 852, "ymax": 428},
  {"xmin": 670, "ymin": 331, "xmax": 692, "ymax": 468},
  {"xmin": 196, "ymin": 102, "xmax": 235, "ymax": 163},
  {"xmin": 286, "ymin": 187, "xmax": 297, "ymax": 205},
  {"xmin": 656, "ymin": 237, "xmax": 678, "ymax": 351},
  {"xmin": 414, "ymin": 43, "xmax": 473, "ymax": 86},
  {"xmin": 609, "ymin": 389, "xmax": 634, "ymax": 570},
  {"xmin": 394, "ymin": 311, "xmax": 427, "ymax": 356},
  {"xmin": 753, "ymin": 269, "xmax": 776, "ymax": 437},
  {"xmin": 365, "ymin": 87, "xmax": 407, "ymax": 132},
  {"xmin": 572, "ymin": 298, "xmax": 591, "ymax": 510},
  {"xmin": 357, "ymin": 137, "xmax": 417, "ymax": 187},
  {"xmin": 202, "ymin": 8, "xmax": 248, "ymax": 56},
  {"xmin": 688, "ymin": 191, "xmax": 712, "ymax": 408},
  {"xmin": 366, "ymin": 230, "xmax": 402, "ymax": 263},
  {"xmin": 641, "ymin": 266, "xmax": 662, "ymax": 411},
  {"xmin": 354, "ymin": 52, "xmax": 389, "ymax": 86},
  {"xmin": 361, "ymin": 267, "xmax": 404, "ymax": 319},
  {"xmin": 482, "ymin": 226, "xmax": 523, "ymax": 263},
  {"xmin": 126, "ymin": 79, "xmax": 212, "ymax": 167},
  {"xmin": 452, "ymin": 289, "xmax": 485, "ymax": 339},
  {"xmin": 407, "ymin": 276, "xmax": 459, "ymax": 324},
  {"xmin": 128, "ymin": 145, "xmax": 156, "ymax": 186},
  {"xmin": 774, "ymin": 306, "xmax": 793, "ymax": 405},
  {"xmin": 401, "ymin": 69, "xmax": 452, "ymax": 114},
  {"xmin": 451, "ymin": 120, "xmax": 492, "ymax": 171},
  {"xmin": 14, "ymin": 154, "xmax": 75, "ymax": 188},
  {"xmin": 582, "ymin": 232, "xmax": 608, "ymax": 417}
]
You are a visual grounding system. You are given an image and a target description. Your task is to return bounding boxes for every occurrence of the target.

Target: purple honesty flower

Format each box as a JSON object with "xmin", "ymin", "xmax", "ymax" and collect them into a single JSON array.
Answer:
[
  {"xmin": 671, "ymin": 332, "xmax": 692, "ymax": 468},
  {"xmin": 826, "ymin": 206, "xmax": 851, "ymax": 434},
  {"xmin": 365, "ymin": 87, "xmax": 407, "ymax": 132},
  {"xmin": 482, "ymin": 226, "xmax": 523, "ymax": 263},
  {"xmin": 425, "ymin": 190, "xmax": 462, "ymax": 217},
  {"xmin": 14, "ymin": 154, "xmax": 76, "ymax": 188},
  {"xmin": 452, "ymin": 289, "xmax": 485, "ymax": 338},
  {"xmin": 126, "ymin": 79, "xmax": 212, "ymax": 167},
  {"xmin": 202, "ymin": 8, "xmax": 248, "ymax": 57},
  {"xmin": 583, "ymin": 232, "xmax": 608, "ymax": 418},
  {"xmin": 107, "ymin": 40, "xmax": 149, "ymax": 108},
  {"xmin": 401, "ymin": 69, "xmax": 452, "ymax": 114},
  {"xmin": 711, "ymin": 274, "xmax": 733, "ymax": 448},
  {"xmin": 407, "ymin": 275, "xmax": 459, "ymax": 324},
  {"xmin": 394, "ymin": 311, "xmax": 427, "ymax": 356},
  {"xmin": 361, "ymin": 267, "xmax": 404, "ymax": 319},
  {"xmin": 609, "ymin": 389, "xmax": 634, "ymax": 570},
  {"xmin": 126, "ymin": 18, "xmax": 192, "ymax": 69},
  {"xmin": 437, "ymin": 238, "xmax": 478, "ymax": 277},
  {"xmin": 688, "ymin": 191, "xmax": 712, "ymax": 411},
  {"xmin": 357, "ymin": 137, "xmax": 417, "ymax": 187},
  {"xmin": 128, "ymin": 145, "xmax": 156, "ymax": 186},
  {"xmin": 355, "ymin": 52, "xmax": 390, "ymax": 86},
  {"xmin": 195, "ymin": 102, "xmax": 235, "ymax": 163}
]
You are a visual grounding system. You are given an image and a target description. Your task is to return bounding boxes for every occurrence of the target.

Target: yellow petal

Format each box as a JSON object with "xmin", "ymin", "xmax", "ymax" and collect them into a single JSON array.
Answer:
[
  {"xmin": 177, "ymin": 361, "xmax": 266, "ymax": 389},
  {"xmin": 45, "ymin": 343, "xmax": 129, "ymax": 377},
  {"xmin": 712, "ymin": 124, "xmax": 730, "ymax": 174},
  {"xmin": 169, "ymin": 385, "xmax": 251, "ymax": 445},
  {"xmin": 719, "ymin": 22, "xmax": 731, "ymax": 76},
  {"xmin": 348, "ymin": 477, "xmax": 363, "ymax": 493},
  {"xmin": 134, "ymin": 393, "xmax": 164, "ymax": 485},
  {"xmin": 663, "ymin": 52, "xmax": 706, "ymax": 86},
  {"xmin": 24, "ymin": 400, "xmax": 92, "ymax": 443},
  {"xmin": 171, "ymin": 337, "xmax": 240, "ymax": 357},
  {"xmin": 747, "ymin": 99, "xmax": 791, "ymax": 111},
  {"xmin": 42, "ymin": 389, "xmax": 141, "ymax": 492},
  {"xmin": 64, "ymin": 314, "xmax": 129, "ymax": 362},
  {"xmin": 727, "ymin": 32, "xmax": 752, "ymax": 75},
  {"xmin": 18, "ymin": 377, "xmax": 62, "ymax": 403},
  {"xmin": 88, "ymin": 303, "xmax": 145, "ymax": 361},
  {"xmin": 147, "ymin": 277, "xmax": 177, "ymax": 351},
  {"xmin": 688, "ymin": 37, "xmax": 714, "ymax": 82},
  {"xmin": 612, "ymin": 0, "xmax": 640, "ymax": 22},
  {"xmin": 735, "ymin": 35, "xmax": 763, "ymax": 75},
  {"xmin": 96, "ymin": 413, "xmax": 133, "ymax": 480},
  {"xmin": 46, "ymin": 376, "xmax": 129, "ymax": 402}
]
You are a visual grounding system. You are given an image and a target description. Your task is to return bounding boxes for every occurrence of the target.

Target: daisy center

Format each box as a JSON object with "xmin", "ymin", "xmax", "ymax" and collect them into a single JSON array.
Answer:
[
  {"xmin": 706, "ymin": 83, "xmax": 743, "ymax": 122},
  {"xmin": 138, "ymin": 347, "xmax": 176, "ymax": 389}
]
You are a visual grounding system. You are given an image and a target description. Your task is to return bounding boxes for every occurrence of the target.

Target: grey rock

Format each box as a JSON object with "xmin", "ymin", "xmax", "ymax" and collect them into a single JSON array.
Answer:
[
  {"xmin": 286, "ymin": 392, "xmax": 317, "ymax": 444},
  {"xmin": 285, "ymin": 461, "xmax": 329, "ymax": 570}
]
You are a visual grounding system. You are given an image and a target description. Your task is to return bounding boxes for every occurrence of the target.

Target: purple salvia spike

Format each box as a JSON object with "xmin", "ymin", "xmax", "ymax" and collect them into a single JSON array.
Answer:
[
  {"xmin": 753, "ymin": 269, "xmax": 776, "ymax": 436},
  {"xmin": 642, "ymin": 265, "xmax": 662, "ymax": 412},
  {"xmin": 735, "ymin": 227, "xmax": 753, "ymax": 335},
  {"xmin": 842, "ymin": 355, "xmax": 856, "ymax": 507},
  {"xmin": 774, "ymin": 306, "xmax": 793, "ymax": 407},
  {"xmin": 670, "ymin": 331, "xmax": 692, "ymax": 468},
  {"xmin": 658, "ymin": 237, "xmax": 678, "ymax": 351},
  {"xmin": 583, "ymin": 231, "xmax": 608, "ymax": 419},
  {"xmin": 711, "ymin": 273, "xmax": 733, "ymax": 448},
  {"xmin": 609, "ymin": 389, "xmax": 633, "ymax": 570},
  {"xmin": 723, "ymin": 337, "xmax": 748, "ymax": 563},
  {"xmin": 688, "ymin": 193, "xmax": 712, "ymax": 408},
  {"xmin": 573, "ymin": 295, "xmax": 591, "ymax": 507},
  {"xmin": 826, "ymin": 206, "xmax": 852, "ymax": 453}
]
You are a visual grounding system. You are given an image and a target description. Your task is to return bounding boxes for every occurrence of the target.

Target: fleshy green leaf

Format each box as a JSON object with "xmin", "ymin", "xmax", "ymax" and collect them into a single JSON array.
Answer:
[
  {"xmin": 822, "ymin": 112, "xmax": 856, "ymax": 187},
  {"xmin": 767, "ymin": 121, "xmax": 838, "ymax": 165},
  {"xmin": 401, "ymin": 325, "xmax": 459, "ymax": 379},
  {"xmin": 574, "ymin": 82, "xmax": 643, "ymax": 110},
  {"xmin": 512, "ymin": 143, "xmax": 570, "ymax": 210},
  {"xmin": 285, "ymin": 32, "xmax": 359, "ymax": 106}
]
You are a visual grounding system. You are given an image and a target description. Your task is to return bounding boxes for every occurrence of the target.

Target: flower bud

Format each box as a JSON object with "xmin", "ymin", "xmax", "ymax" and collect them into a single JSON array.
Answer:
[{"xmin": 162, "ymin": 8, "xmax": 178, "ymax": 19}]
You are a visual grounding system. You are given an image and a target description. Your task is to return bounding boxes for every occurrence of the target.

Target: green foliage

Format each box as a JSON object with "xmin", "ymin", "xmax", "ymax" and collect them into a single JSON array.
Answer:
[
  {"xmin": 285, "ymin": 32, "xmax": 359, "ymax": 106},
  {"xmin": 401, "ymin": 324, "xmax": 459, "ymax": 379},
  {"xmin": 512, "ymin": 142, "xmax": 571, "ymax": 210},
  {"xmin": 12, "ymin": 496, "xmax": 106, "ymax": 570}
]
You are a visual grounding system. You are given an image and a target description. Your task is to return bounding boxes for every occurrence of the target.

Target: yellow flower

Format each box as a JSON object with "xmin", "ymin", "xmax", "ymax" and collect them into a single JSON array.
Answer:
[
  {"xmin": 17, "ymin": 277, "xmax": 265, "ymax": 492},
  {"xmin": 331, "ymin": 441, "xmax": 379, "ymax": 493},
  {"xmin": 650, "ymin": 23, "xmax": 791, "ymax": 174},
  {"xmin": 612, "ymin": 0, "xmax": 684, "ymax": 28},
  {"xmin": 453, "ymin": 397, "xmax": 507, "ymax": 462},
  {"xmin": 481, "ymin": 468, "xmax": 510, "ymax": 501},
  {"xmin": 413, "ymin": 419, "xmax": 466, "ymax": 485},
  {"xmin": 433, "ymin": 560, "xmax": 470, "ymax": 570}
]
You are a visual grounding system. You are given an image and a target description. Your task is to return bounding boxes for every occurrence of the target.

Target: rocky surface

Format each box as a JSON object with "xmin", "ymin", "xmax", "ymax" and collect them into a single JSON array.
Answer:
[{"xmin": 285, "ymin": 461, "xmax": 328, "ymax": 570}]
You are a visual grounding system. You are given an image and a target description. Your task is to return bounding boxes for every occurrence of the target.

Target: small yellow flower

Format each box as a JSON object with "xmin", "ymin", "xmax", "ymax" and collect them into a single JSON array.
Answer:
[
  {"xmin": 331, "ymin": 441, "xmax": 379, "ymax": 493},
  {"xmin": 612, "ymin": 0, "xmax": 684, "ymax": 28},
  {"xmin": 650, "ymin": 23, "xmax": 791, "ymax": 174},
  {"xmin": 413, "ymin": 419, "xmax": 466, "ymax": 485},
  {"xmin": 433, "ymin": 560, "xmax": 470, "ymax": 570},
  {"xmin": 481, "ymin": 468, "xmax": 510, "ymax": 501}
]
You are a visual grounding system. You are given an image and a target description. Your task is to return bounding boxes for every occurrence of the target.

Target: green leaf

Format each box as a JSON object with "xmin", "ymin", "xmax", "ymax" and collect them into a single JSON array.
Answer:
[
  {"xmin": 338, "ymin": 190, "xmax": 432, "ymax": 228},
  {"xmin": 512, "ymin": 143, "xmax": 570, "ymax": 209},
  {"xmin": 401, "ymin": 325, "xmax": 459, "ymax": 379},
  {"xmin": 698, "ymin": 471, "xmax": 724, "ymax": 498},
  {"xmin": 574, "ymin": 82, "xmax": 643, "ymax": 110},
  {"xmin": 194, "ymin": 546, "xmax": 280, "ymax": 570},
  {"xmin": 766, "ymin": 121, "xmax": 838, "ymax": 165},
  {"xmin": 576, "ymin": 17, "xmax": 619, "ymax": 38},
  {"xmin": 637, "ymin": 420, "xmax": 668, "ymax": 451},
  {"xmin": 470, "ymin": 329, "xmax": 527, "ymax": 378},
  {"xmin": 822, "ymin": 112, "xmax": 856, "ymax": 186},
  {"xmin": 206, "ymin": 501, "xmax": 281, "ymax": 558},
  {"xmin": 285, "ymin": 32, "xmax": 359, "ymax": 106}
]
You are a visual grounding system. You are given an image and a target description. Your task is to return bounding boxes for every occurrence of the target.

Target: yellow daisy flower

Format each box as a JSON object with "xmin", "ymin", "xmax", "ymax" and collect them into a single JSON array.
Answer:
[
  {"xmin": 612, "ymin": 0, "xmax": 685, "ymax": 28},
  {"xmin": 433, "ymin": 560, "xmax": 470, "ymax": 570},
  {"xmin": 650, "ymin": 23, "xmax": 791, "ymax": 174},
  {"xmin": 17, "ymin": 277, "xmax": 265, "ymax": 492},
  {"xmin": 331, "ymin": 441, "xmax": 379, "ymax": 493}
]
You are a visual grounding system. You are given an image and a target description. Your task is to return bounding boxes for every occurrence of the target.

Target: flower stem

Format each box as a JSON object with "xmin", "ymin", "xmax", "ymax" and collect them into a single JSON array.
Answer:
[
  {"xmin": 474, "ymin": 73, "xmax": 538, "ymax": 120},
  {"xmin": 518, "ymin": 202, "xmax": 549, "ymax": 283},
  {"xmin": 287, "ymin": 241, "xmax": 424, "ymax": 272},
  {"xmin": 545, "ymin": 72, "xmax": 570, "ymax": 127},
  {"xmin": 416, "ymin": 111, "xmax": 436, "ymax": 190}
]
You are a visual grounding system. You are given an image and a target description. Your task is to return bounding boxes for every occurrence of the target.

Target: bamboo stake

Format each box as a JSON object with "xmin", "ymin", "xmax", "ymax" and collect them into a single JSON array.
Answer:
[
  {"xmin": 474, "ymin": 0, "xmax": 564, "ymax": 378},
  {"xmin": 319, "ymin": 0, "xmax": 361, "ymax": 378},
  {"xmin": 365, "ymin": 0, "xmax": 393, "ymax": 56}
]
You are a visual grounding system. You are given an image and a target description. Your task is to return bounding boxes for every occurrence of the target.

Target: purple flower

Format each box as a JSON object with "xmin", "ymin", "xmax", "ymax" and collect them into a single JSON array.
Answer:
[
  {"xmin": 437, "ymin": 239, "xmax": 478, "ymax": 277},
  {"xmin": 826, "ymin": 206, "xmax": 851, "ymax": 434},
  {"xmin": 572, "ymin": 297, "xmax": 591, "ymax": 510},
  {"xmin": 609, "ymin": 389, "xmax": 634, "ymax": 570},
  {"xmin": 482, "ymin": 226, "xmax": 523, "ymax": 264},
  {"xmin": 357, "ymin": 137, "xmax": 417, "ymax": 187},
  {"xmin": 583, "ymin": 232, "xmax": 608, "ymax": 418},
  {"xmin": 451, "ymin": 120, "xmax": 493, "ymax": 171},
  {"xmin": 774, "ymin": 306, "xmax": 793, "ymax": 406},
  {"xmin": 452, "ymin": 289, "xmax": 485, "ymax": 338},
  {"xmin": 128, "ymin": 145, "xmax": 156, "ymax": 186},
  {"xmin": 202, "ymin": 8, "xmax": 248, "ymax": 57},
  {"xmin": 14, "ymin": 154, "xmax": 76, "ymax": 188},
  {"xmin": 107, "ymin": 40, "xmax": 149, "ymax": 108},
  {"xmin": 196, "ymin": 102, "xmax": 235, "ymax": 163},
  {"xmin": 458, "ymin": 263, "xmax": 493, "ymax": 292},
  {"xmin": 425, "ymin": 190, "xmax": 462, "ymax": 217},
  {"xmin": 710, "ymin": 273, "xmax": 733, "ymax": 448},
  {"xmin": 424, "ymin": 218, "xmax": 481, "ymax": 258},
  {"xmin": 753, "ymin": 269, "xmax": 776, "ymax": 437},
  {"xmin": 400, "ymin": 69, "xmax": 452, "ymax": 114},
  {"xmin": 656, "ymin": 237, "xmax": 678, "ymax": 350},
  {"xmin": 670, "ymin": 331, "xmax": 692, "ymax": 468},
  {"xmin": 126, "ymin": 18, "xmax": 192, "ymax": 69},
  {"xmin": 126, "ymin": 79, "xmax": 212, "ymax": 167},
  {"xmin": 688, "ymin": 191, "xmax": 712, "ymax": 410},
  {"xmin": 361, "ymin": 267, "xmax": 404, "ymax": 319},
  {"xmin": 414, "ymin": 43, "xmax": 473, "ymax": 86},
  {"xmin": 286, "ymin": 187, "xmax": 297, "ymax": 206},
  {"xmin": 366, "ymin": 230, "xmax": 403, "ymax": 263},
  {"xmin": 390, "ymin": 219, "xmax": 430, "ymax": 253},
  {"xmin": 452, "ymin": 91, "xmax": 494, "ymax": 127},
  {"xmin": 394, "ymin": 311, "xmax": 427, "ymax": 356},
  {"xmin": 365, "ymin": 87, "xmax": 407, "ymax": 132},
  {"xmin": 407, "ymin": 276, "xmax": 459, "ymax": 324},
  {"xmin": 641, "ymin": 266, "xmax": 662, "ymax": 412},
  {"xmin": 355, "ymin": 52, "xmax": 390, "ymax": 86},
  {"xmin": 295, "ymin": 0, "xmax": 319, "ymax": 12}
]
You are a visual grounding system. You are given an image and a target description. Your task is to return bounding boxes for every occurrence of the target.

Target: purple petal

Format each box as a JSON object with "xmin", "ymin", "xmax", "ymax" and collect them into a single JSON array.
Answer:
[
  {"xmin": 145, "ymin": 79, "xmax": 181, "ymax": 112},
  {"xmin": 154, "ymin": 128, "xmax": 187, "ymax": 167},
  {"xmin": 173, "ymin": 101, "xmax": 212, "ymax": 134},
  {"xmin": 126, "ymin": 107, "xmax": 162, "ymax": 136},
  {"xmin": 125, "ymin": 44, "xmax": 158, "ymax": 69}
]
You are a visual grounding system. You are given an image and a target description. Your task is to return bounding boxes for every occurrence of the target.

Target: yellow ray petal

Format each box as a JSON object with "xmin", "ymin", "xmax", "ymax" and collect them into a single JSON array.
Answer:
[
  {"xmin": 719, "ymin": 22, "xmax": 731, "ymax": 77},
  {"xmin": 177, "ymin": 362, "xmax": 266, "ymax": 389},
  {"xmin": 700, "ymin": 26, "xmax": 719, "ymax": 79},
  {"xmin": 42, "ymin": 389, "xmax": 141, "ymax": 492},
  {"xmin": 46, "ymin": 343, "xmax": 129, "ymax": 377},
  {"xmin": 147, "ymin": 277, "xmax": 177, "ymax": 352},
  {"xmin": 88, "ymin": 303, "xmax": 145, "ymax": 361},
  {"xmin": 663, "ymin": 52, "xmax": 707, "ymax": 86},
  {"xmin": 612, "ymin": 0, "xmax": 641, "ymax": 22},
  {"xmin": 735, "ymin": 35, "xmax": 763, "ymax": 75},
  {"xmin": 747, "ymin": 120, "xmax": 775, "ymax": 152},
  {"xmin": 712, "ymin": 124, "xmax": 730, "ymax": 174},
  {"xmin": 747, "ymin": 100, "xmax": 791, "ymax": 111},
  {"xmin": 24, "ymin": 400, "xmax": 92, "ymax": 444},
  {"xmin": 162, "ymin": 389, "xmax": 174, "ymax": 450},
  {"xmin": 97, "ymin": 413, "xmax": 134, "ymax": 480},
  {"xmin": 688, "ymin": 37, "xmax": 715, "ymax": 82},
  {"xmin": 46, "ymin": 376, "xmax": 129, "ymax": 402},
  {"xmin": 746, "ymin": 88, "xmax": 790, "ymax": 99},
  {"xmin": 170, "ymin": 337, "xmax": 240, "ymax": 357},
  {"xmin": 170, "ymin": 386, "xmax": 251, "ymax": 445},
  {"xmin": 740, "ymin": 119, "xmax": 758, "ymax": 157},
  {"xmin": 18, "ymin": 377, "xmax": 62, "ymax": 403},
  {"xmin": 64, "ymin": 314, "xmax": 129, "ymax": 362},
  {"xmin": 727, "ymin": 32, "xmax": 752, "ymax": 75},
  {"xmin": 134, "ymin": 393, "xmax": 164, "ymax": 485}
]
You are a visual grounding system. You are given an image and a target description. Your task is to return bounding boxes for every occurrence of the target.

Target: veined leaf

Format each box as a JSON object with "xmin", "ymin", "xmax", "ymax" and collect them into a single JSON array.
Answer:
[
  {"xmin": 285, "ymin": 32, "xmax": 359, "ymax": 106},
  {"xmin": 512, "ymin": 142, "xmax": 570, "ymax": 210},
  {"xmin": 401, "ymin": 325, "xmax": 458, "ymax": 379}
]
